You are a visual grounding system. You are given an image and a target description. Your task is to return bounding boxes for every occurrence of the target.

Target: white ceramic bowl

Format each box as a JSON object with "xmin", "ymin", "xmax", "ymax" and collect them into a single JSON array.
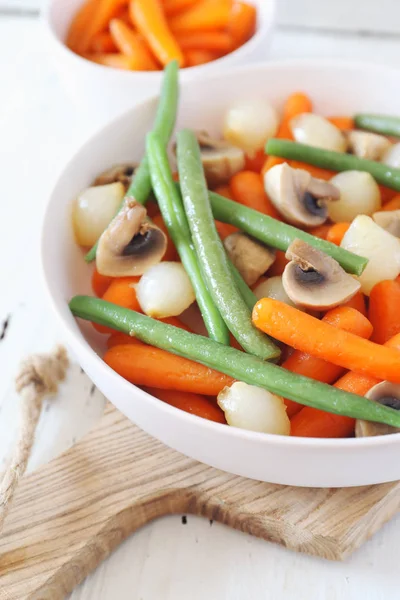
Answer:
[
  {"xmin": 42, "ymin": 60, "xmax": 400, "ymax": 488},
  {"xmin": 43, "ymin": 0, "xmax": 275, "ymax": 120}
]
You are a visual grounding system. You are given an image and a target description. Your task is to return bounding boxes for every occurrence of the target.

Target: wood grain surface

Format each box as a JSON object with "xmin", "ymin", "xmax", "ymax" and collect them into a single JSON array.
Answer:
[{"xmin": 0, "ymin": 404, "xmax": 399, "ymax": 600}]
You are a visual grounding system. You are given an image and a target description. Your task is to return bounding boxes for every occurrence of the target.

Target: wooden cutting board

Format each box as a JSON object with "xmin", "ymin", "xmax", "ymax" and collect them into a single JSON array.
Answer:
[{"xmin": 0, "ymin": 404, "xmax": 399, "ymax": 600}]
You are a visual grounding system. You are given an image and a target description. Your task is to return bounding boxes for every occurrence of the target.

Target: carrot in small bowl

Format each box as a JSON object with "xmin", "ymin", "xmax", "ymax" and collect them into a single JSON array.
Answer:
[
  {"xmin": 109, "ymin": 19, "xmax": 160, "ymax": 70},
  {"xmin": 131, "ymin": 0, "xmax": 184, "ymax": 66},
  {"xmin": 90, "ymin": 31, "xmax": 118, "ymax": 53},
  {"xmin": 169, "ymin": 0, "xmax": 232, "ymax": 33},
  {"xmin": 175, "ymin": 31, "xmax": 232, "ymax": 52},
  {"xmin": 227, "ymin": 1, "xmax": 257, "ymax": 49},
  {"xmin": 184, "ymin": 49, "xmax": 221, "ymax": 67}
]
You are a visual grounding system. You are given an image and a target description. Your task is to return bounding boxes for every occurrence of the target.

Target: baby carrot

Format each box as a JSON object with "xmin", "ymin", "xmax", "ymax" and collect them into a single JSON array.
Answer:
[
  {"xmin": 253, "ymin": 298, "xmax": 400, "ymax": 383},
  {"xmin": 291, "ymin": 334, "xmax": 400, "ymax": 438},
  {"xmin": 227, "ymin": 1, "xmax": 257, "ymax": 49},
  {"xmin": 307, "ymin": 224, "xmax": 331, "ymax": 240},
  {"xmin": 215, "ymin": 221, "xmax": 238, "ymax": 240},
  {"xmin": 104, "ymin": 344, "xmax": 234, "ymax": 395},
  {"xmin": 144, "ymin": 387, "xmax": 226, "ymax": 423},
  {"xmin": 91, "ymin": 31, "xmax": 118, "ymax": 53},
  {"xmin": 77, "ymin": 0, "xmax": 126, "ymax": 55},
  {"xmin": 213, "ymin": 184, "xmax": 233, "ymax": 199},
  {"xmin": 267, "ymin": 250, "xmax": 288, "ymax": 276},
  {"xmin": 109, "ymin": 19, "xmax": 159, "ymax": 70},
  {"xmin": 91, "ymin": 268, "xmax": 112, "ymax": 297},
  {"xmin": 283, "ymin": 307, "xmax": 373, "ymax": 418},
  {"xmin": 326, "ymin": 222, "xmax": 351, "ymax": 246},
  {"xmin": 169, "ymin": 0, "xmax": 232, "ymax": 33},
  {"xmin": 341, "ymin": 291, "xmax": 367, "ymax": 317},
  {"xmin": 163, "ymin": 0, "xmax": 198, "ymax": 17},
  {"xmin": 369, "ymin": 279, "xmax": 400, "ymax": 344},
  {"xmin": 327, "ymin": 116, "xmax": 354, "ymax": 131},
  {"xmin": 184, "ymin": 49, "xmax": 221, "ymax": 67},
  {"xmin": 94, "ymin": 276, "xmax": 141, "ymax": 334},
  {"xmin": 286, "ymin": 160, "xmax": 335, "ymax": 181},
  {"xmin": 152, "ymin": 214, "xmax": 179, "ymax": 261},
  {"xmin": 382, "ymin": 195, "xmax": 400, "ymax": 211},
  {"xmin": 175, "ymin": 31, "xmax": 232, "ymax": 52},
  {"xmin": 66, "ymin": 0, "xmax": 98, "ymax": 52},
  {"xmin": 131, "ymin": 0, "xmax": 184, "ymax": 66},
  {"xmin": 262, "ymin": 93, "xmax": 313, "ymax": 175},
  {"xmin": 87, "ymin": 53, "xmax": 143, "ymax": 70},
  {"xmin": 244, "ymin": 149, "xmax": 266, "ymax": 173},
  {"xmin": 230, "ymin": 171, "xmax": 281, "ymax": 218}
]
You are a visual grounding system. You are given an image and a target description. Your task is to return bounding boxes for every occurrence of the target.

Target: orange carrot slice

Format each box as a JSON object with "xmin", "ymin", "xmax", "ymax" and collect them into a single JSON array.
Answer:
[
  {"xmin": 104, "ymin": 344, "xmax": 234, "ymax": 395},
  {"xmin": 109, "ymin": 18, "xmax": 160, "ymax": 69},
  {"xmin": 227, "ymin": 1, "xmax": 257, "ymax": 49},
  {"xmin": 252, "ymin": 298, "xmax": 400, "ymax": 383},
  {"xmin": 369, "ymin": 279, "xmax": 400, "ymax": 344},
  {"xmin": 144, "ymin": 387, "xmax": 226, "ymax": 423},
  {"xmin": 169, "ymin": 0, "xmax": 231, "ymax": 33},
  {"xmin": 131, "ymin": 0, "xmax": 184, "ymax": 66}
]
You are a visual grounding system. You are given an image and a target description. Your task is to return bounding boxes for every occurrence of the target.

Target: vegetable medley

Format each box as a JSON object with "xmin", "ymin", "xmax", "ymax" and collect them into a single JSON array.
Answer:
[
  {"xmin": 70, "ymin": 61, "xmax": 400, "ymax": 439},
  {"xmin": 66, "ymin": 0, "xmax": 257, "ymax": 70}
]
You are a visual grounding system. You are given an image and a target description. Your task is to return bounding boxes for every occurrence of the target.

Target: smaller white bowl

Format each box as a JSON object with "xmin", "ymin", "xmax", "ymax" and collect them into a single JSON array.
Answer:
[{"xmin": 42, "ymin": 0, "xmax": 275, "ymax": 120}]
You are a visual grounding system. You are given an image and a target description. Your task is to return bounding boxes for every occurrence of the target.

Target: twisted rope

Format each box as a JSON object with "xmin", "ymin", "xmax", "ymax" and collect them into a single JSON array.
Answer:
[{"xmin": 0, "ymin": 345, "xmax": 69, "ymax": 531}]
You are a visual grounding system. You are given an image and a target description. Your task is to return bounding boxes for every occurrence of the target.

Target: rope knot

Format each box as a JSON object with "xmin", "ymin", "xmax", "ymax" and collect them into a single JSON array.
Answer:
[{"xmin": 15, "ymin": 345, "xmax": 69, "ymax": 396}]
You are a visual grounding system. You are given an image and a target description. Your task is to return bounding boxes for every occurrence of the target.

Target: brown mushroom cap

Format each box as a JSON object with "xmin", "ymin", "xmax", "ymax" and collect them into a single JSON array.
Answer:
[
  {"xmin": 224, "ymin": 232, "xmax": 276, "ymax": 286},
  {"xmin": 282, "ymin": 239, "xmax": 361, "ymax": 310},
  {"xmin": 373, "ymin": 210, "xmax": 400, "ymax": 238},
  {"xmin": 355, "ymin": 381, "xmax": 400, "ymax": 437},
  {"xmin": 347, "ymin": 130, "xmax": 392, "ymax": 161},
  {"xmin": 93, "ymin": 163, "xmax": 138, "ymax": 190},
  {"xmin": 174, "ymin": 130, "xmax": 245, "ymax": 188},
  {"xmin": 264, "ymin": 163, "xmax": 340, "ymax": 227},
  {"xmin": 96, "ymin": 200, "xmax": 167, "ymax": 277}
]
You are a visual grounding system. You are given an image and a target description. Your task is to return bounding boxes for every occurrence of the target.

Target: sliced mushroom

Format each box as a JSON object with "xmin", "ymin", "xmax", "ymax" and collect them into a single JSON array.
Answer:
[
  {"xmin": 347, "ymin": 130, "xmax": 392, "ymax": 161},
  {"xmin": 355, "ymin": 381, "xmax": 400, "ymax": 437},
  {"xmin": 223, "ymin": 232, "xmax": 276, "ymax": 286},
  {"xmin": 174, "ymin": 131, "xmax": 245, "ymax": 188},
  {"xmin": 373, "ymin": 210, "xmax": 400, "ymax": 237},
  {"xmin": 96, "ymin": 199, "xmax": 167, "ymax": 277},
  {"xmin": 264, "ymin": 163, "xmax": 340, "ymax": 227},
  {"xmin": 93, "ymin": 163, "xmax": 138, "ymax": 190},
  {"xmin": 282, "ymin": 239, "xmax": 360, "ymax": 310}
]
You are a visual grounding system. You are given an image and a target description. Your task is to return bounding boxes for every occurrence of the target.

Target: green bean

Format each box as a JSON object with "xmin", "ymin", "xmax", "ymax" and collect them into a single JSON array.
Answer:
[
  {"xmin": 265, "ymin": 138, "xmax": 400, "ymax": 191},
  {"xmin": 69, "ymin": 296, "xmax": 400, "ymax": 428},
  {"xmin": 85, "ymin": 60, "xmax": 179, "ymax": 263},
  {"xmin": 229, "ymin": 262, "xmax": 257, "ymax": 310},
  {"xmin": 208, "ymin": 190, "xmax": 367, "ymax": 276},
  {"xmin": 177, "ymin": 129, "xmax": 280, "ymax": 361},
  {"xmin": 354, "ymin": 113, "xmax": 400, "ymax": 138},
  {"xmin": 146, "ymin": 132, "xmax": 230, "ymax": 345}
]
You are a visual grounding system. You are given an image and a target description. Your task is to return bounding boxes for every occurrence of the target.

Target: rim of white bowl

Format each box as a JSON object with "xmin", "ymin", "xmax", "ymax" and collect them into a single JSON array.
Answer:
[
  {"xmin": 41, "ymin": 0, "xmax": 276, "ymax": 78},
  {"xmin": 42, "ymin": 58, "xmax": 400, "ymax": 451}
]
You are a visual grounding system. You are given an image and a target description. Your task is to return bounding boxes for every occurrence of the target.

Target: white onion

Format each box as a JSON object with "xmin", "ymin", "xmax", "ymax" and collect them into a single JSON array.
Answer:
[
  {"xmin": 223, "ymin": 100, "xmax": 278, "ymax": 157},
  {"xmin": 72, "ymin": 182, "xmax": 125, "ymax": 246},
  {"xmin": 328, "ymin": 171, "xmax": 381, "ymax": 222},
  {"xmin": 382, "ymin": 142, "xmax": 400, "ymax": 168},
  {"xmin": 347, "ymin": 131, "xmax": 391, "ymax": 161},
  {"xmin": 290, "ymin": 113, "xmax": 347, "ymax": 152},
  {"xmin": 137, "ymin": 262, "xmax": 195, "ymax": 317},
  {"xmin": 340, "ymin": 215, "xmax": 400, "ymax": 295},
  {"xmin": 254, "ymin": 276, "xmax": 297, "ymax": 307},
  {"xmin": 217, "ymin": 382, "xmax": 290, "ymax": 435}
]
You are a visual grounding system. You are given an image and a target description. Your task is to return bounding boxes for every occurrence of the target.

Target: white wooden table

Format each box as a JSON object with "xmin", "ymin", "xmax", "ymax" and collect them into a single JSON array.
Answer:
[{"xmin": 1, "ymin": 2, "xmax": 400, "ymax": 598}]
